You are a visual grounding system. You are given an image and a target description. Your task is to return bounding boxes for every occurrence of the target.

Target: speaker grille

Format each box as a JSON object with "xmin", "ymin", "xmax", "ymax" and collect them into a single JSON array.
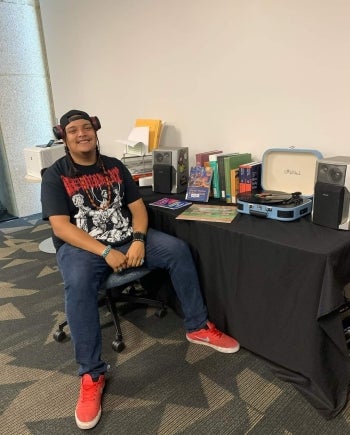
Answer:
[
  {"xmin": 316, "ymin": 163, "xmax": 347, "ymax": 185},
  {"xmin": 312, "ymin": 182, "xmax": 344, "ymax": 229},
  {"xmin": 153, "ymin": 151, "xmax": 172, "ymax": 165},
  {"xmin": 153, "ymin": 164, "xmax": 172, "ymax": 193}
]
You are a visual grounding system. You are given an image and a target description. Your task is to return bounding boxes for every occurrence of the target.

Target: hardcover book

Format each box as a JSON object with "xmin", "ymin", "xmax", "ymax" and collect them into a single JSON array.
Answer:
[
  {"xmin": 230, "ymin": 168, "xmax": 240, "ymax": 204},
  {"xmin": 217, "ymin": 153, "xmax": 252, "ymax": 201},
  {"xmin": 185, "ymin": 166, "xmax": 213, "ymax": 202},
  {"xmin": 209, "ymin": 154, "xmax": 221, "ymax": 199},
  {"xmin": 239, "ymin": 161, "xmax": 262, "ymax": 193},
  {"xmin": 195, "ymin": 150, "xmax": 222, "ymax": 167},
  {"xmin": 223, "ymin": 153, "xmax": 252, "ymax": 202}
]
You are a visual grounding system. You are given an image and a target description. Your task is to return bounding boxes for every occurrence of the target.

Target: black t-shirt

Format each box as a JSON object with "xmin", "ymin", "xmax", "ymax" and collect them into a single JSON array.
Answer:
[{"xmin": 41, "ymin": 154, "xmax": 141, "ymax": 251}]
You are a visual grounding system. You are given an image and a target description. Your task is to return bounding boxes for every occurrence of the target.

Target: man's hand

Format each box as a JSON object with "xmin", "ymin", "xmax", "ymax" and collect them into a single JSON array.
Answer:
[
  {"xmin": 104, "ymin": 249, "xmax": 127, "ymax": 272},
  {"xmin": 125, "ymin": 241, "xmax": 145, "ymax": 268}
]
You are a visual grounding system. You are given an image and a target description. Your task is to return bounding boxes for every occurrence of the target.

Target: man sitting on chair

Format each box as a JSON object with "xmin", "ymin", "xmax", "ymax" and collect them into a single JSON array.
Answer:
[{"xmin": 41, "ymin": 109, "xmax": 240, "ymax": 430}]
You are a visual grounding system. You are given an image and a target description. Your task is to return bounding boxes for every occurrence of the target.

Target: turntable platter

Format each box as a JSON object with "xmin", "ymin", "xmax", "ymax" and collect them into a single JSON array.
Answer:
[{"xmin": 237, "ymin": 191, "xmax": 302, "ymax": 205}]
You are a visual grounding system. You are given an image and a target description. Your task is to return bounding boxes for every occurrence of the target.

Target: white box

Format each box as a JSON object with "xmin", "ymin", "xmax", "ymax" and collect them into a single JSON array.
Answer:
[{"xmin": 24, "ymin": 144, "xmax": 66, "ymax": 178}]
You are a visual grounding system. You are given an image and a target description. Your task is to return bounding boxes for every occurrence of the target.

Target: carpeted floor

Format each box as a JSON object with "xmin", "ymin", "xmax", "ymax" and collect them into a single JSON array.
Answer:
[{"xmin": 1, "ymin": 215, "xmax": 350, "ymax": 434}]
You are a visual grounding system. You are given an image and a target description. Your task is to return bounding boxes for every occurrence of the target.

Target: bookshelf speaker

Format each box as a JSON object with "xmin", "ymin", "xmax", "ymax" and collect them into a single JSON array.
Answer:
[
  {"xmin": 312, "ymin": 156, "xmax": 350, "ymax": 230},
  {"xmin": 152, "ymin": 147, "xmax": 189, "ymax": 194},
  {"xmin": 153, "ymin": 164, "xmax": 172, "ymax": 194}
]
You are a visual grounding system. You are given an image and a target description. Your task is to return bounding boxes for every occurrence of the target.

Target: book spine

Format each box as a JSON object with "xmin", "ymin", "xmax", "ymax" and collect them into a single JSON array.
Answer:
[
  {"xmin": 245, "ymin": 166, "xmax": 252, "ymax": 193},
  {"xmin": 217, "ymin": 155, "xmax": 226, "ymax": 200},
  {"xmin": 230, "ymin": 168, "xmax": 240, "ymax": 203},
  {"xmin": 251, "ymin": 163, "xmax": 262, "ymax": 192},
  {"xmin": 239, "ymin": 162, "xmax": 262, "ymax": 193},
  {"xmin": 239, "ymin": 165, "xmax": 247, "ymax": 193},
  {"xmin": 217, "ymin": 153, "xmax": 252, "ymax": 200},
  {"xmin": 228, "ymin": 153, "xmax": 252, "ymax": 196},
  {"xmin": 224, "ymin": 157, "xmax": 233, "ymax": 203},
  {"xmin": 209, "ymin": 156, "xmax": 220, "ymax": 199},
  {"xmin": 223, "ymin": 153, "xmax": 250, "ymax": 202}
]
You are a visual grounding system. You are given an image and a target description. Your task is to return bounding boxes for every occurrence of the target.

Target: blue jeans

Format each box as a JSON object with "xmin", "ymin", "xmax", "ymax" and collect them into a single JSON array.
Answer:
[{"xmin": 56, "ymin": 228, "xmax": 208, "ymax": 377}]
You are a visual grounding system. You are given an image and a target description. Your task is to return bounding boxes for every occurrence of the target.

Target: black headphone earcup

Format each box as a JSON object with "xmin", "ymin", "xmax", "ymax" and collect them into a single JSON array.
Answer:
[
  {"xmin": 53, "ymin": 125, "xmax": 64, "ymax": 140},
  {"xmin": 90, "ymin": 116, "xmax": 101, "ymax": 131},
  {"xmin": 53, "ymin": 115, "xmax": 101, "ymax": 139}
]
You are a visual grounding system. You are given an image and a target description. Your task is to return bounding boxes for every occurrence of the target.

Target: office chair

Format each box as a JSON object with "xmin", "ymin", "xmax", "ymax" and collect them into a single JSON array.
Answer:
[
  {"xmin": 53, "ymin": 267, "xmax": 167, "ymax": 352},
  {"xmin": 341, "ymin": 284, "xmax": 350, "ymax": 352}
]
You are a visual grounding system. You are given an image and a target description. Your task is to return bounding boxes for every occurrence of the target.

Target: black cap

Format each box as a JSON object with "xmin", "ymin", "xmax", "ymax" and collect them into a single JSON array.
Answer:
[
  {"xmin": 59, "ymin": 110, "xmax": 92, "ymax": 130},
  {"xmin": 53, "ymin": 110, "xmax": 101, "ymax": 140}
]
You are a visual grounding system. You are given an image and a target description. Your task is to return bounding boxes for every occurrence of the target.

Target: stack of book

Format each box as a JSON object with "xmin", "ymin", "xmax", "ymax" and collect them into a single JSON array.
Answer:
[
  {"xmin": 190, "ymin": 150, "xmax": 254, "ymax": 203},
  {"xmin": 194, "ymin": 150, "xmax": 223, "ymax": 199},
  {"xmin": 209, "ymin": 153, "xmax": 252, "ymax": 202},
  {"xmin": 239, "ymin": 161, "xmax": 262, "ymax": 193}
]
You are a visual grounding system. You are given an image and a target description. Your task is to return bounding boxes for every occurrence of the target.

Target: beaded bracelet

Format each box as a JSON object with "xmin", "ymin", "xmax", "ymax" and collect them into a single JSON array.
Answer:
[{"xmin": 101, "ymin": 245, "xmax": 112, "ymax": 259}]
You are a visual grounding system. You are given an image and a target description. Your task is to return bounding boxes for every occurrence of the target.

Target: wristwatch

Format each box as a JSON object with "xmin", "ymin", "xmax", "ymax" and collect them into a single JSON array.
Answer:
[{"xmin": 133, "ymin": 231, "xmax": 147, "ymax": 243}]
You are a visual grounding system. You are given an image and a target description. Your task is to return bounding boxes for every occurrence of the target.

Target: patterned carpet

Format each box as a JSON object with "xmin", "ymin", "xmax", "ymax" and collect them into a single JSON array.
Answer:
[{"xmin": 1, "ymin": 215, "xmax": 350, "ymax": 434}]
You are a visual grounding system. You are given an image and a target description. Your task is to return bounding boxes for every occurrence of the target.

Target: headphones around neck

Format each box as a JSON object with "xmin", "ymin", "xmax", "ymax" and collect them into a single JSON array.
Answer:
[{"xmin": 52, "ymin": 116, "xmax": 101, "ymax": 140}]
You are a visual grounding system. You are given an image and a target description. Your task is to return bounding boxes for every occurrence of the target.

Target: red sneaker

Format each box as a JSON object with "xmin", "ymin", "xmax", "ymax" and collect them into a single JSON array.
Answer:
[
  {"xmin": 186, "ymin": 321, "xmax": 240, "ymax": 353},
  {"xmin": 75, "ymin": 374, "xmax": 105, "ymax": 430}
]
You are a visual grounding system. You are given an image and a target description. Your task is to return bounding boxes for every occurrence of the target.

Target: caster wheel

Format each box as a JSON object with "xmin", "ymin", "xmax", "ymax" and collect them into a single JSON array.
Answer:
[
  {"xmin": 53, "ymin": 330, "xmax": 67, "ymax": 342},
  {"xmin": 112, "ymin": 340, "xmax": 125, "ymax": 352},
  {"xmin": 156, "ymin": 308, "xmax": 167, "ymax": 318}
]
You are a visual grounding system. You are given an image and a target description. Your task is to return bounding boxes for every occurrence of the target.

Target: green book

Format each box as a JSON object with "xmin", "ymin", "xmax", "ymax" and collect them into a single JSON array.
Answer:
[
  {"xmin": 217, "ymin": 152, "xmax": 239, "ymax": 200},
  {"xmin": 209, "ymin": 154, "xmax": 220, "ymax": 199},
  {"xmin": 223, "ymin": 153, "xmax": 252, "ymax": 201}
]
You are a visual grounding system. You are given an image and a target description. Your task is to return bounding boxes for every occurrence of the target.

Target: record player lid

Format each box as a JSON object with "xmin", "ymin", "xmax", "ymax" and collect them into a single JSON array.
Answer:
[{"xmin": 261, "ymin": 148, "xmax": 323, "ymax": 197}]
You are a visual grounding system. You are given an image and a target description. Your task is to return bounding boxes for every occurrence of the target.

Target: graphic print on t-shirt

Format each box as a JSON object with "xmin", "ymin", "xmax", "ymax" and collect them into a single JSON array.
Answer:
[{"xmin": 62, "ymin": 167, "xmax": 133, "ymax": 245}]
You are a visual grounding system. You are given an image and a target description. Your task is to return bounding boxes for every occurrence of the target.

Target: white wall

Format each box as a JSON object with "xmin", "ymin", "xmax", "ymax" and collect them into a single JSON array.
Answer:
[
  {"xmin": 0, "ymin": 0, "xmax": 54, "ymax": 217},
  {"xmin": 39, "ymin": 0, "xmax": 350, "ymax": 166}
]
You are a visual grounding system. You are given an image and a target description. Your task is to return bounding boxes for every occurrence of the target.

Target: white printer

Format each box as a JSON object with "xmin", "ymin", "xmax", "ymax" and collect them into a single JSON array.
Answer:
[{"xmin": 24, "ymin": 143, "xmax": 65, "ymax": 179}]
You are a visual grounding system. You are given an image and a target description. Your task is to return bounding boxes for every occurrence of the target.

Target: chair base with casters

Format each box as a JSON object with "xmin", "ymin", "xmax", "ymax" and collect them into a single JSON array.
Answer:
[{"xmin": 53, "ymin": 267, "xmax": 167, "ymax": 352}]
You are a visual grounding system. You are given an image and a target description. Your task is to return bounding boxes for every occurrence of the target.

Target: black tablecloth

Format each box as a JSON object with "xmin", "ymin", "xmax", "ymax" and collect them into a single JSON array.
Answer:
[{"xmin": 140, "ymin": 187, "xmax": 350, "ymax": 419}]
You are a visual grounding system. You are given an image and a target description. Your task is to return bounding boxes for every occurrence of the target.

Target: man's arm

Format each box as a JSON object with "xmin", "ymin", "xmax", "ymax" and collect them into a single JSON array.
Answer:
[
  {"xmin": 49, "ymin": 215, "xmax": 127, "ymax": 271},
  {"xmin": 129, "ymin": 198, "xmax": 148, "ymax": 234},
  {"xmin": 125, "ymin": 198, "xmax": 148, "ymax": 268},
  {"xmin": 49, "ymin": 215, "xmax": 107, "ymax": 255}
]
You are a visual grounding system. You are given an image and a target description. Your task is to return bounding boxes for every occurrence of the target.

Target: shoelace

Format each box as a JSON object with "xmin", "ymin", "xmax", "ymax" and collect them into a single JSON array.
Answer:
[
  {"xmin": 207, "ymin": 327, "xmax": 223, "ymax": 338},
  {"xmin": 80, "ymin": 381, "xmax": 101, "ymax": 402}
]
